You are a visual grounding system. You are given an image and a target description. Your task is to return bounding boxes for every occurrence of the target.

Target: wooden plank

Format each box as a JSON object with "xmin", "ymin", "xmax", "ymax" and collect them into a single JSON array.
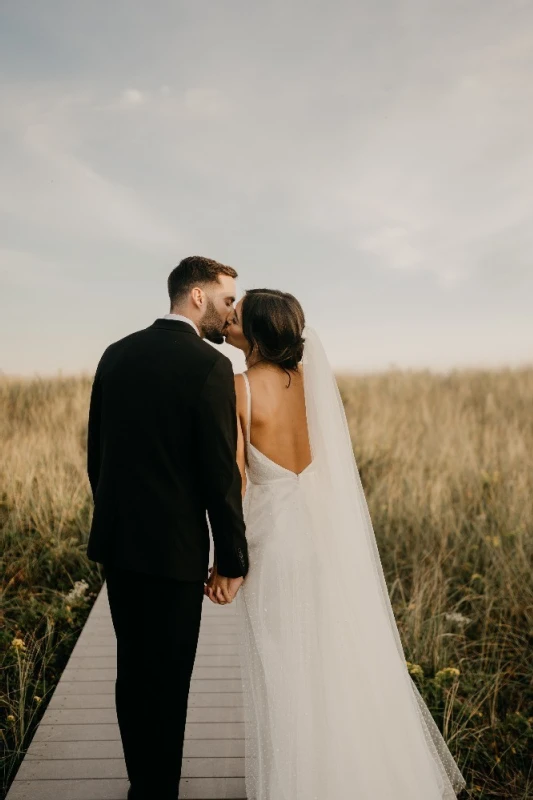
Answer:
[
  {"xmin": 25, "ymin": 739, "xmax": 245, "ymax": 761},
  {"xmin": 33, "ymin": 724, "xmax": 121, "ymax": 743},
  {"xmin": 68, "ymin": 647, "xmax": 116, "ymax": 657},
  {"xmin": 53, "ymin": 681, "xmax": 115, "ymax": 694},
  {"xmin": 43, "ymin": 706, "xmax": 244, "ymax": 725},
  {"xmin": 16, "ymin": 757, "xmax": 244, "ymax": 780},
  {"xmin": 39, "ymin": 709, "xmax": 118, "ymax": 725},
  {"xmin": 48, "ymin": 691, "xmax": 243, "ymax": 710},
  {"xmin": 7, "ymin": 777, "xmax": 246, "ymax": 799},
  {"xmin": 67, "ymin": 654, "xmax": 241, "ymax": 667},
  {"xmin": 61, "ymin": 666, "xmax": 241, "ymax": 681},
  {"xmin": 33, "ymin": 722, "xmax": 245, "ymax": 742},
  {"xmin": 48, "ymin": 678, "xmax": 243, "ymax": 694},
  {"xmin": 190, "ymin": 680, "xmax": 242, "ymax": 693},
  {"xmin": 60, "ymin": 669, "xmax": 118, "ymax": 681},
  {"xmin": 48, "ymin": 694, "xmax": 116, "ymax": 710}
]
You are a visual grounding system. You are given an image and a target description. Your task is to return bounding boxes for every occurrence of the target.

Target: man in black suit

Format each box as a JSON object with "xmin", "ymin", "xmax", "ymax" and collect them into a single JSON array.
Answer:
[{"xmin": 86, "ymin": 256, "xmax": 249, "ymax": 800}]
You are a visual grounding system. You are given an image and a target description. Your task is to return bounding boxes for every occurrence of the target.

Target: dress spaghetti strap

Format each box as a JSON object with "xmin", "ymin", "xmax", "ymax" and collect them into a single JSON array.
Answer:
[{"xmin": 241, "ymin": 372, "xmax": 252, "ymax": 445}]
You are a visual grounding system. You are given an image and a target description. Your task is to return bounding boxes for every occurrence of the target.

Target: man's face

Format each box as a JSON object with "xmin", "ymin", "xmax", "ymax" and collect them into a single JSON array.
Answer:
[{"xmin": 199, "ymin": 275, "xmax": 237, "ymax": 344}]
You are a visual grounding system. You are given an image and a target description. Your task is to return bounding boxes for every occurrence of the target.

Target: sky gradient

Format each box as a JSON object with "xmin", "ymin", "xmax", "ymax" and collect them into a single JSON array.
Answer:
[{"xmin": 1, "ymin": 0, "xmax": 532, "ymax": 375}]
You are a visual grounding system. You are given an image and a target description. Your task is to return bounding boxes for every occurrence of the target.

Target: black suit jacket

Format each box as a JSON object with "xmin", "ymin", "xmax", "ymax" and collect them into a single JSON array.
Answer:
[{"xmin": 86, "ymin": 319, "xmax": 249, "ymax": 581}]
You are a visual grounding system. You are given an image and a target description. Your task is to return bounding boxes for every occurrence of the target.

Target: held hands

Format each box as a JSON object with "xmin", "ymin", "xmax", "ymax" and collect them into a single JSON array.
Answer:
[{"xmin": 205, "ymin": 565, "xmax": 244, "ymax": 605}]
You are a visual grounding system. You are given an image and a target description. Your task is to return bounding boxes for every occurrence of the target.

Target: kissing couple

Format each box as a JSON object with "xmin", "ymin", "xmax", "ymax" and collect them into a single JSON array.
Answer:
[{"xmin": 87, "ymin": 256, "xmax": 466, "ymax": 799}]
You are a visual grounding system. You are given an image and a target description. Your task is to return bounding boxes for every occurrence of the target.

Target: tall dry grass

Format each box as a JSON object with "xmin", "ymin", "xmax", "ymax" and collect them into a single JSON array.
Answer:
[
  {"xmin": 1, "ymin": 369, "xmax": 532, "ymax": 798},
  {"xmin": 339, "ymin": 368, "xmax": 533, "ymax": 797},
  {"xmin": 0, "ymin": 376, "xmax": 102, "ymax": 798}
]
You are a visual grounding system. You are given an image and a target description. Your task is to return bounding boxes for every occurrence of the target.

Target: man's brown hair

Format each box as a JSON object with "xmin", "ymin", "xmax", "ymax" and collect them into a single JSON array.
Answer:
[{"xmin": 168, "ymin": 256, "xmax": 238, "ymax": 306}]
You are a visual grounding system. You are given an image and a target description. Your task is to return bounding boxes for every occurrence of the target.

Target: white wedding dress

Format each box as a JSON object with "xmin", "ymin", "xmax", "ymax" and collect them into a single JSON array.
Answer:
[{"xmin": 235, "ymin": 328, "xmax": 466, "ymax": 800}]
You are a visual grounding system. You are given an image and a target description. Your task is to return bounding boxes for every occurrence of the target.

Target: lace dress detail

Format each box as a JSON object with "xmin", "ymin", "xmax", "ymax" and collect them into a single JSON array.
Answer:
[{"xmin": 236, "ymin": 371, "xmax": 465, "ymax": 800}]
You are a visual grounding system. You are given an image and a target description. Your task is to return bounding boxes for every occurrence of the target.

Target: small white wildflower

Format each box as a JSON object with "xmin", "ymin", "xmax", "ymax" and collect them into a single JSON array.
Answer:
[
  {"xmin": 64, "ymin": 580, "xmax": 89, "ymax": 604},
  {"xmin": 444, "ymin": 612, "xmax": 472, "ymax": 627}
]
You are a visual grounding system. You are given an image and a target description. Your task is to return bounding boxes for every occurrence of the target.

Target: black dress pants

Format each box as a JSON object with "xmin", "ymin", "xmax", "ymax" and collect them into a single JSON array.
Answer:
[{"xmin": 104, "ymin": 563, "xmax": 204, "ymax": 799}]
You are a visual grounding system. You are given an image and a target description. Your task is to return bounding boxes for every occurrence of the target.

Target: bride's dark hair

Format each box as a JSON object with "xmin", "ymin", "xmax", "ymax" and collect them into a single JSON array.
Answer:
[{"xmin": 241, "ymin": 289, "xmax": 306, "ymax": 382}]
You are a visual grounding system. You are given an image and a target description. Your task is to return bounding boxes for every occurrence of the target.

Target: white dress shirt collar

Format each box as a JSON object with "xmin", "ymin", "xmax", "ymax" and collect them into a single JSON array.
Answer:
[{"xmin": 160, "ymin": 313, "xmax": 200, "ymax": 336}]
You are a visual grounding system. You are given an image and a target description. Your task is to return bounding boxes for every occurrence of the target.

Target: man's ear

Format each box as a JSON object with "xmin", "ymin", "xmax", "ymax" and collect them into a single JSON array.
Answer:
[{"xmin": 191, "ymin": 287, "xmax": 205, "ymax": 309}]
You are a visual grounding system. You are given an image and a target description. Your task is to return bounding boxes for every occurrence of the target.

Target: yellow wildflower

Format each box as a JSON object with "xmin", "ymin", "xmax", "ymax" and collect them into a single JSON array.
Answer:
[
  {"xmin": 34, "ymin": 696, "xmax": 42, "ymax": 703},
  {"xmin": 406, "ymin": 661, "xmax": 424, "ymax": 678},
  {"xmin": 11, "ymin": 638, "xmax": 26, "ymax": 651},
  {"xmin": 7, "ymin": 715, "xmax": 15, "ymax": 723},
  {"xmin": 435, "ymin": 667, "xmax": 460, "ymax": 683}
]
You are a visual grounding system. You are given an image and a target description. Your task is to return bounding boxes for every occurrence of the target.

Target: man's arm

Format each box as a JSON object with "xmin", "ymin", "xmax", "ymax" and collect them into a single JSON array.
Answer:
[
  {"xmin": 196, "ymin": 355, "xmax": 249, "ymax": 578},
  {"xmin": 87, "ymin": 360, "xmax": 103, "ymax": 500}
]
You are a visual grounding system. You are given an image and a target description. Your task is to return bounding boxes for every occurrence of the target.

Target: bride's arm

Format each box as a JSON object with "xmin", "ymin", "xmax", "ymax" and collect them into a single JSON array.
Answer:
[{"xmin": 234, "ymin": 375, "xmax": 248, "ymax": 499}]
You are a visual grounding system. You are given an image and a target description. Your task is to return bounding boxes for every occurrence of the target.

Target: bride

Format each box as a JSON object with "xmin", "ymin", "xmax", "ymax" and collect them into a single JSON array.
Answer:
[{"xmin": 207, "ymin": 288, "xmax": 466, "ymax": 799}]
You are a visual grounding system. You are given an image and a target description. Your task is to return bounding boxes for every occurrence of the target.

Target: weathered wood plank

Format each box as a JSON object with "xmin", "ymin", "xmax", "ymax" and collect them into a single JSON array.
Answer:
[
  {"xmin": 48, "ymin": 691, "xmax": 243, "ymax": 711},
  {"xmin": 25, "ymin": 739, "xmax": 245, "ymax": 761},
  {"xmin": 48, "ymin": 694, "xmax": 117, "ymax": 710},
  {"xmin": 33, "ymin": 724, "xmax": 121, "ymax": 742},
  {"xmin": 61, "ymin": 666, "xmax": 241, "ymax": 681},
  {"xmin": 52, "ymin": 681, "xmax": 115, "ymax": 694},
  {"xmin": 43, "ymin": 706, "xmax": 244, "ymax": 725},
  {"xmin": 33, "ymin": 722, "xmax": 245, "ymax": 742},
  {"xmin": 16, "ymin": 757, "xmax": 245, "ymax": 780},
  {"xmin": 67, "ymin": 654, "xmax": 241, "ymax": 668},
  {"xmin": 69, "ymin": 647, "xmax": 117, "ymax": 657},
  {"xmin": 7, "ymin": 777, "xmax": 246, "ymax": 799}
]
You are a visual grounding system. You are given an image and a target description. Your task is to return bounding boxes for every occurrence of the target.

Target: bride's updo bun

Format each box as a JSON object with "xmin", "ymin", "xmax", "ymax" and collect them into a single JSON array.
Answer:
[{"xmin": 241, "ymin": 289, "xmax": 305, "ymax": 374}]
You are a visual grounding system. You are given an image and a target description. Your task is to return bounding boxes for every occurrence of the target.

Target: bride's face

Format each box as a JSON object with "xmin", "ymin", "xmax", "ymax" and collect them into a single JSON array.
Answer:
[{"xmin": 224, "ymin": 297, "xmax": 248, "ymax": 352}]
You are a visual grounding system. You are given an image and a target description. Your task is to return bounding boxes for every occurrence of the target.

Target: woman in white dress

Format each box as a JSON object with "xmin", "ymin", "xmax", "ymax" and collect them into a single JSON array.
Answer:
[{"xmin": 209, "ymin": 288, "xmax": 466, "ymax": 799}]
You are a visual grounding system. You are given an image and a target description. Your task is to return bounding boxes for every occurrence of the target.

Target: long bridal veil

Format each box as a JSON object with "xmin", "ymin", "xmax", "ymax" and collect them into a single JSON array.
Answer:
[{"xmin": 295, "ymin": 326, "xmax": 466, "ymax": 797}]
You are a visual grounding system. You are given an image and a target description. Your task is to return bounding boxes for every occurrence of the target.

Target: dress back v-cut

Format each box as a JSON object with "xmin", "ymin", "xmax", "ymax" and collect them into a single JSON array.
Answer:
[{"xmin": 241, "ymin": 371, "xmax": 314, "ymax": 484}]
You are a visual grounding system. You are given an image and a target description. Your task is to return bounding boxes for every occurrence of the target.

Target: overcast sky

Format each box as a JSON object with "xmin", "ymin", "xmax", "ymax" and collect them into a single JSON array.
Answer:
[{"xmin": 1, "ymin": 0, "xmax": 532, "ymax": 375}]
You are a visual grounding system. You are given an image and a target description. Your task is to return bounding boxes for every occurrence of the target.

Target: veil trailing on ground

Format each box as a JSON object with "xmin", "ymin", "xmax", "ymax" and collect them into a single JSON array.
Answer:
[{"xmin": 299, "ymin": 326, "xmax": 466, "ymax": 798}]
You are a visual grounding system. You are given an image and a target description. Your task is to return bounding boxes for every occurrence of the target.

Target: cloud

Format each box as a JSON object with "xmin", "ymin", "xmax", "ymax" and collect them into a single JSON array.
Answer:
[
  {"xmin": 113, "ymin": 86, "xmax": 227, "ymax": 118},
  {"xmin": 1, "ymin": 6, "xmax": 532, "ymax": 283},
  {"xmin": 0, "ymin": 248, "xmax": 67, "ymax": 289},
  {"xmin": 359, "ymin": 226, "xmax": 424, "ymax": 272},
  {"xmin": 0, "ymin": 85, "xmax": 181, "ymax": 252},
  {"xmin": 120, "ymin": 88, "xmax": 145, "ymax": 107},
  {"xmin": 183, "ymin": 88, "xmax": 228, "ymax": 119}
]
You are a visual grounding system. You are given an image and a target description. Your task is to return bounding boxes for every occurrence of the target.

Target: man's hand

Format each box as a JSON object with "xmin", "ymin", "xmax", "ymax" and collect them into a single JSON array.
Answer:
[{"xmin": 205, "ymin": 566, "xmax": 244, "ymax": 605}]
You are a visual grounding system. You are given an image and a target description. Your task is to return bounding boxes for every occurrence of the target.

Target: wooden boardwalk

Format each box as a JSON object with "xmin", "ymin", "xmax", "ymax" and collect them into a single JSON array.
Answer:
[{"xmin": 7, "ymin": 583, "xmax": 246, "ymax": 800}]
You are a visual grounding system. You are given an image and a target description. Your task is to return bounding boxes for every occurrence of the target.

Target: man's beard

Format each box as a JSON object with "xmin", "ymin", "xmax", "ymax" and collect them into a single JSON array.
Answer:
[{"xmin": 200, "ymin": 298, "xmax": 227, "ymax": 344}]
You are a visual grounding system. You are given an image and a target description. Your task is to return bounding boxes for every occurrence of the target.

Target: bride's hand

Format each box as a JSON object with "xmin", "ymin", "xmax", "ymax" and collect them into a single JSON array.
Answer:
[{"xmin": 210, "ymin": 573, "xmax": 244, "ymax": 605}]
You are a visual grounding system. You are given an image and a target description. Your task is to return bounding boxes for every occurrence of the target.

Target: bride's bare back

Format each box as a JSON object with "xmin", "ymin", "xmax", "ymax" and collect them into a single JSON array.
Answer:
[{"xmin": 235, "ymin": 365, "xmax": 312, "ymax": 477}]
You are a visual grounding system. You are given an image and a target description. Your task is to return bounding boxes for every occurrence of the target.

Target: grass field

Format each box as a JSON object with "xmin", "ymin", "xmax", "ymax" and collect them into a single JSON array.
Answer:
[{"xmin": 1, "ymin": 369, "xmax": 532, "ymax": 799}]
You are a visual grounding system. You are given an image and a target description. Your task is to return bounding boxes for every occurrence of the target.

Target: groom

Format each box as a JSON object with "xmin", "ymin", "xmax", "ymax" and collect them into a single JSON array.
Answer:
[{"xmin": 86, "ymin": 256, "xmax": 249, "ymax": 800}]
